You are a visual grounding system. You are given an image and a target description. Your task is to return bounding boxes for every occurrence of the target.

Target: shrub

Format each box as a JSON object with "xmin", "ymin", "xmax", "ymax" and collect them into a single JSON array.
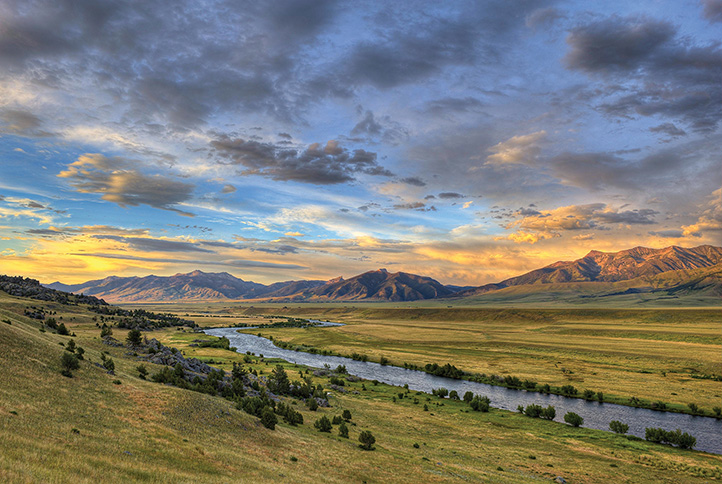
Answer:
[
  {"xmin": 645, "ymin": 427, "xmax": 696, "ymax": 449},
  {"xmin": 687, "ymin": 403, "xmax": 699, "ymax": 414},
  {"xmin": 432, "ymin": 388, "xmax": 448, "ymax": 398},
  {"xmin": 596, "ymin": 391, "xmax": 604, "ymax": 402},
  {"xmin": 342, "ymin": 409, "xmax": 352, "ymax": 421},
  {"xmin": 358, "ymin": 430, "xmax": 376, "ymax": 450},
  {"xmin": 65, "ymin": 339, "xmax": 77, "ymax": 353},
  {"xmin": 57, "ymin": 323, "xmax": 70, "ymax": 336},
  {"xmin": 541, "ymin": 406, "xmax": 556, "ymax": 420},
  {"xmin": 100, "ymin": 326, "xmax": 113, "ymax": 338},
  {"xmin": 583, "ymin": 389, "xmax": 595, "ymax": 400},
  {"xmin": 338, "ymin": 421, "xmax": 349, "ymax": 438},
  {"xmin": 449, "ymin": 390, "xmax": 459, "ymax": 400},
  {"xmin": 713, "ymin": 406, "xmax": 721, "ymax": 417},
  {"xmin": 523, "ymin": 404, "xmax": 543, "ymax": 418},
  {"xmin": 314, "ymin": 416, "xmax": 332, "ymax": 432},
  {"xmin": 564, "ymin": 412, "xmax": 583, "ymax": 427},
  {"xmin": 307, "ymin": 398, "xmax": 318, "ymax": 411},
  {"xmin": 332, "ymin": 415, "xmax": 343, "ymax": 425},
  {"xmin": 469, "ymin": 395, "xmax": 490, "ymax": 412},
  {"xmin": 463, "ymin": 391, "xmax": 474, "ymax": 403},
  {"xmin": 137, "ymin": 364, "xmax": 148, "ymax": 379},
  {"xmin": 60, "ymin": 352, "xmax": 80, "ymax": 377},
  {"xmin": 609, "ymin": 420, "xmax": 629, "ymax": 434},
  {"xmin": 560, "ymin": 385, "xmax": 578, "ymax": 396}
]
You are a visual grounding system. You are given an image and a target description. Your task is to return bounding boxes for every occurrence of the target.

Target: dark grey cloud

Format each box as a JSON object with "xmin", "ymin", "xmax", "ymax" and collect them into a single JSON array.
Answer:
[
  {"xmin": 438, "ymin": 192, "xmax": 465, "ymax": 199},
  {"xmin": 565, "ymin": 16, "xmax": 722, "ymax": 132},
  {"xmin": 92, "ymin": 235, "xmax": 213, "ymax": 253},
  {"xmin": 210, "ymin": 137, "xmax": 392, "ymax": 184},
  {"xmin": 58, "ymin": 154, "xmax": 195, "ymax": 215},
  {"xmin": 350, "ymin": 110, "xmax": 409, "ymax": 145},
  {"xmin": 424, "ymin": 97, "xmax": 485, "ymax": 116},
  {"xmin": 400, "ymin": 176, "xmax": 426, "ymax": 187},
  {"xmin": 701, "ymin": 0, "xmax": 722, "ymax": 22},
  {"xmin": 565, "ymin": 17, "xmax": 675, "ymax": 73},
  {"xmin": 595, "ymin": 209, "xmax": 658, "ymax": 225},
  {"xmin": 0, "ymin": 109, "xmax": 53, "ymax": 137},
  {"xmin": 649, "ymin": 229, "xmax": 685, "ymax": 238},
  {"xmin": 392, "ymin": 202, "xmax": 436, "ymax": 212},
  {"xmin": 649, "ymin": 123, "xmax": 686, "ymax": 137},
  {"xmin": 253, "ymin": 245, "xmax": 298, "ymax": 255}
]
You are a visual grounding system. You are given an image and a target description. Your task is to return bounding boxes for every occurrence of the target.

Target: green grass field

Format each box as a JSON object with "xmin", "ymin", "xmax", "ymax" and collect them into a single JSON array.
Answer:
[{"xmin": 2, "ymin": 292, "xmax": 722, "ymax": 483}]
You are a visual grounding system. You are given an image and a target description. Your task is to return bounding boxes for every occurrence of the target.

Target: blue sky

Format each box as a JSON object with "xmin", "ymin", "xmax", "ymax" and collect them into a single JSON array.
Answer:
[{"xmin": 0, "ymin": 0, "xmax": 720, "ymax": 285}]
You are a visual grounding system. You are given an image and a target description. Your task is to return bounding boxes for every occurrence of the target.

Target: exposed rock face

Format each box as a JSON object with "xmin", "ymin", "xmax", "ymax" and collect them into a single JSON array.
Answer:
[{"xmin": 144, "ymin": 338, "xmax": 215, "ymax": 375}]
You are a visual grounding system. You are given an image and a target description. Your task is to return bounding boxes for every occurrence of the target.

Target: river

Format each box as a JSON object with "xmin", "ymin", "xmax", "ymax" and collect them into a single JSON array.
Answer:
[{"xmin": 204, "ymin": 324, "xmax": 722, "ymax": 454}]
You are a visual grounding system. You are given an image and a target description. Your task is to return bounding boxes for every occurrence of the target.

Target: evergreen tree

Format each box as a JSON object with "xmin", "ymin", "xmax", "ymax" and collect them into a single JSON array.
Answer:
[{"xmin": 358, "ymin": 430, "xmax": 376, "ymax": 450}]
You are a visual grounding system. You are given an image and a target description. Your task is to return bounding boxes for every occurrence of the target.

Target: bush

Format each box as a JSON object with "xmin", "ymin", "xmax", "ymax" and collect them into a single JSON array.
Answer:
[
  {"xmin": 463, "ymin": 391, "xmax": 474, "ymax": 403},
  {"xmin": 100, "ymin": 326, "xmax": 113, "ymax": 338},
  {"xmin": 432, "ymin": 388, "xmax": 449, "ymax": 398},
  {"xmin": 60, "ymin": 352, "xmax": 80, "ymax": 377},
  {"xmin": 358, "ymin": 430, "xmax": 376, "ymax": 450},
  {"xmin": 338, "ymin": 421, "xmax": 349, "ymax": 438},
  {"xmin": 609, "ymin": 420, "xmax": 629, "ymax": 434},
  {"xmin": 342, "ymin": 409, "xmax": 352, "ymax": 421},
  {"xmin": 137, "ymin": 364, "xmax": 148, "ymax": 379},
  {"xmin": 314, "ymin": 416, "xmax": 332, "ymax": 432},
  {"xmin": 332, "ymin": 415, "xmax": 343, "ymax": 425},
  {"xmin": 687, "ymin": 403, "xmax": 699, "ymax": 414},
  {"xmin": 560, "ymin": 385, "xmax": 578, "ymax": 396},
  {"xmin": 541, "ymin": 406, "xmax": 556, "ymax": 420},
  {"xmin": 307, "ymin": 398, "xmax": 318, "ymax": 411},
  {"xmin": 57, "ymin": 323, "xmax": 70, "ymax": 336},
  {"xmin": 449, "ymin": 390, "xmax": 459, "ymax": 400},
  {"xmin": 564, "ymin": 412, "xmax": 583, "ymax": 427},
  {"xmin": 469, "ymin": 395, "xmax": 490, "ymax": 412}
]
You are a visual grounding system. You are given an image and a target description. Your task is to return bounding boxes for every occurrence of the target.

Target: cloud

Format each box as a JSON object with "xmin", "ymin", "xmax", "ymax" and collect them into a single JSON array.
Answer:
[
  {"xmin": 424, "ymin": 97, "xmax": 485, "ymax": 116},
  {"xmin": 57, "ymin": 154, "xmax": 195, "ymax": 216},
  {"xmin": 486, "ymin": 131, "xmax": 546, "ymax": 165},
  {"xmin": 505, "ymin": 203, "xmax": 659, "ymax": 243},
  {"xmin": 649, "ymin": 123, "xmax": 686, "ymax": 137},
  {"xmin": 565, "ymin": 15, "xmax": 722, "ymax": 132},
  {"xmin": 210, "ymin": 137, "xmax": 392, "ymax": 184},
  {"xmin": 92, "ymin": 235, "xmax": 214, "ymax": 253},
  {"xmin": 350, "ymin": 110, "xmax": 408, "ymax": 145},
  {"xmin": 701, "ymin": 0, "xmax": 722, "ymax": 22},
  {"xmin": 438, "ymin": 192, "xmax": 465, "ymax": 199},
  {"xmin": 221, "ymin": 184, "xmax": 236, "ymax": 194},
  {"xmin": 72, "ymin": 252, "xmax": 306, "ymax": 270},
  {"xmin": 648, "ymin": 230, "xmax": 685, "ymax": 238},
  {"xmin": 399, "ymin": 177, "xmax": 426, "ymax": 187},
  {"xmin": 0, "ymin": 109, "xmax": 53, "ymax": 137},
  {"xmin": 682, "ymin": 187, "xmax": 722, "ymax": 237}
]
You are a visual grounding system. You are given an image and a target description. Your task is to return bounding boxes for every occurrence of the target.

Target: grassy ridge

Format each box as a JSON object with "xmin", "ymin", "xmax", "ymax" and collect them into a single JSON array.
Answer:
[{"xmin": 2, "ymin": 292, "xmax": 722, "ymax": 483}]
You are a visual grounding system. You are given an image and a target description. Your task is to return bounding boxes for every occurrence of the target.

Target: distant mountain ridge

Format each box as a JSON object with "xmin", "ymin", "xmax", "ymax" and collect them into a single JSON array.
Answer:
[
  {"xmin": 45, "ymin": 245, "xmax": 722, "ymax": 303},
  {"xmin": 456, "ymin": 244, "xmax": 722, "ymax": 297}
]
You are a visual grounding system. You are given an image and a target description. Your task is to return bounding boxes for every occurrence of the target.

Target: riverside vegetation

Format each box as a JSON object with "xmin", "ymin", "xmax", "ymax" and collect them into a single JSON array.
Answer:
[{"xmin": 1, "ymin": 288, "xmax": 722, "ymax": 482}]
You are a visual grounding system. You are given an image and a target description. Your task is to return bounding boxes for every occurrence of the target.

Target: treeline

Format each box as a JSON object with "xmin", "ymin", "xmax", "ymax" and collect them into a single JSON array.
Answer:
[{"xmin": 89, "ymin": 305, "xmax": 194, "ymax": 330}]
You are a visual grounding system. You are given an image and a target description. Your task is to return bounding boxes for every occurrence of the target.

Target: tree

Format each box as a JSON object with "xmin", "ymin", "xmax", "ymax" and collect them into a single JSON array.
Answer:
[
  {"xmin": 100, "ymin": 326, "xmax": 113, "ymax": 338},
  {"xmin": 314, "ymin": 416, "xmax": 332, "ymax": 432},
  {"xmin": 268, "ymin": 365, "xmax": 290, "ymax": 395},
  {"xmin": 609, "ymin": 420, "xmax": 629, "ymax": 434},
  {"xmin": 57, "ymin": 323, "xmax": 70, "ymax": 336},
  {"xmin": 126, "ymin": 329, "xmax": 143, "ymax": 346},
  {"xmin": 358, "ymin": 430, "xmax": 376, "ymax": 450},
  {"xmin": 463, "ymin": 391, "xmax": 474, "ymax": 403},
  {"xmin": 61, "ymin": 352, "xmax": 80, "ymax": 377},
  {"xmin": 65, "ymin": 339, "xmax": 77, "ymax": 353},
  {"xmin": 338, "ymin": 421, "xmax": 349, "ymax": 438},
  {"xmin": 342, "ymin": 409, "xmax": 352, "ymax": 421},
  {"xmin": 260, "ymin": 407, "xmax": 277, "ymax": 430},
  {"xmin": 541, "ymin": 406, "xmax": 556, "ymax": 420},
  {"xmin": 307, "ymin": 398, "xmax": 318, "ymax": 411},
  {"xmin": 103, "ymin": 357, "xmax": 115, "ymax": 373},
  {"xmin": 564, "ymin": 412, "xmax": 583, "ymax": 427}
]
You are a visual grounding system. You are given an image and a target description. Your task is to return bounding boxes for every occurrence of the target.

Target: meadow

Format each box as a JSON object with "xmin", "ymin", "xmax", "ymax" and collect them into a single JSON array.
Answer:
[{"xmin": 1, "ymin": 292, "xmax": 721, "ymax": 483}]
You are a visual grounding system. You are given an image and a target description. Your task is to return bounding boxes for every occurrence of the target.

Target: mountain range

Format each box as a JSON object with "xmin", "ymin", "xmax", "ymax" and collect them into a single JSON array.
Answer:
[{"xmin": 45, "ymin": 245, "xmax": 722, "ymax": 304}]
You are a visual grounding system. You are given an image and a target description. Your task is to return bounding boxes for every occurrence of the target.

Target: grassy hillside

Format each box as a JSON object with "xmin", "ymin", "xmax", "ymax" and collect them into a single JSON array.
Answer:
[{"xmin": 2, "ymin": 292, "xmax": 722, "ymax": 483}]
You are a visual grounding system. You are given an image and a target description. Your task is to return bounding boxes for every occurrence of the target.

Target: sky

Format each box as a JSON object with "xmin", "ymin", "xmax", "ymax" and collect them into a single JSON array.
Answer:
[{"xmin": 0, "ymin": 0, "xmax": 721, "ymax": 286}]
